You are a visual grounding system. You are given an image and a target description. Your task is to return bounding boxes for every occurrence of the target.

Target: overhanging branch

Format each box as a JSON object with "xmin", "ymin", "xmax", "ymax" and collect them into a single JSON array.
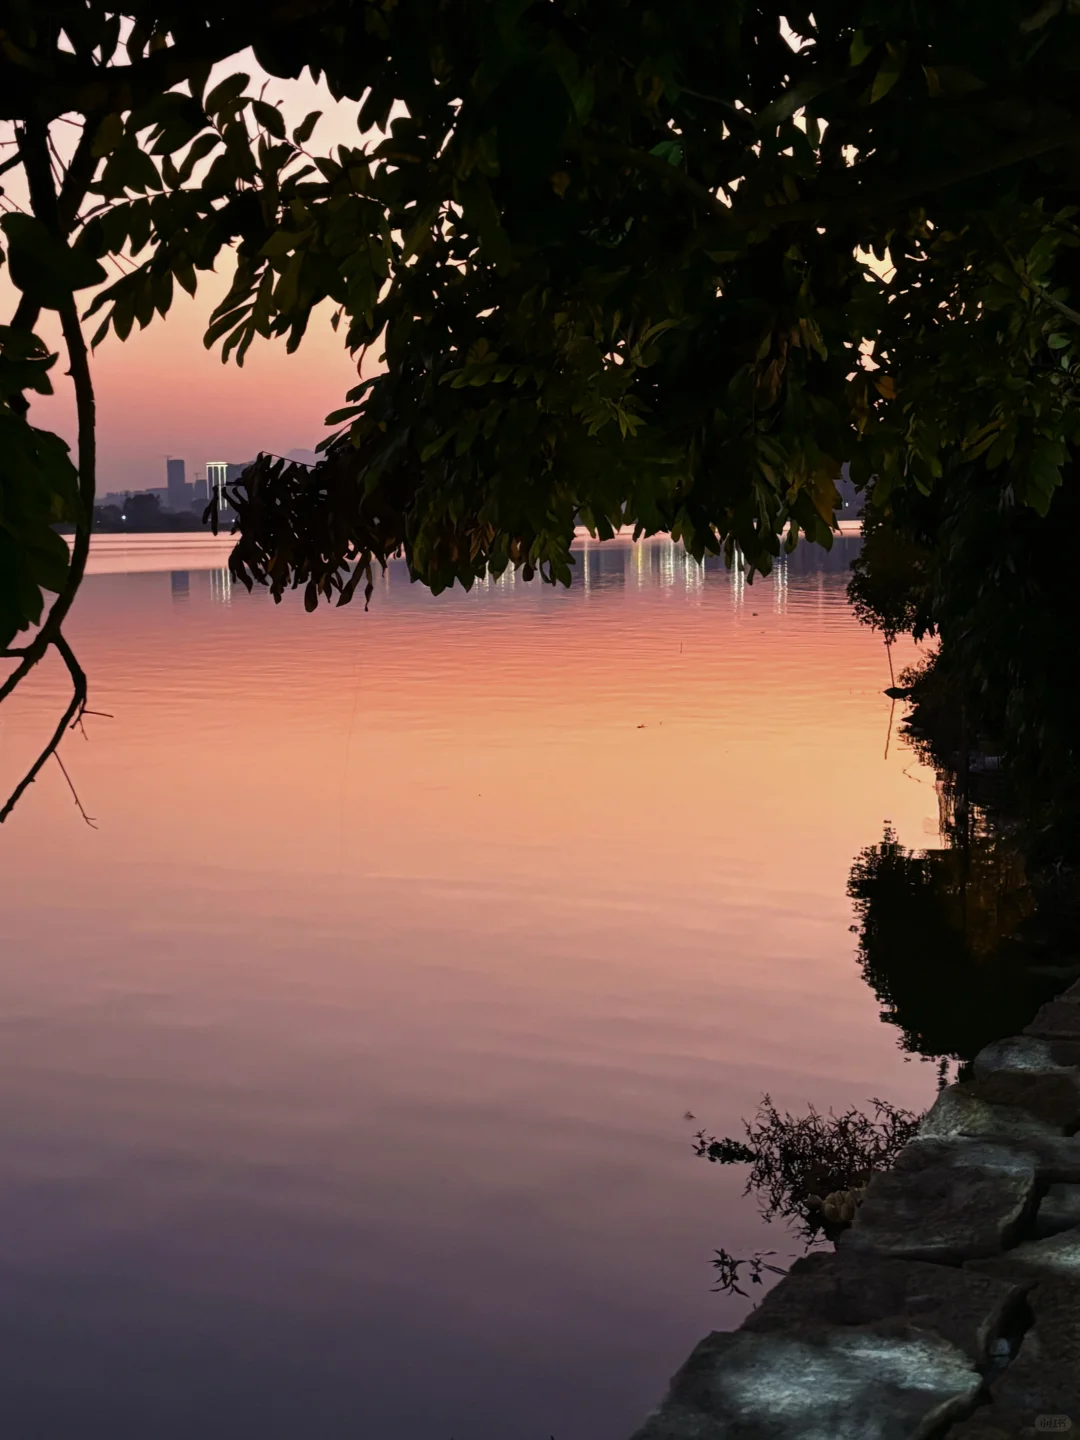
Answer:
[{"xmin": 0, "ymin": 117, "xmax": 98, "ymax": 824}]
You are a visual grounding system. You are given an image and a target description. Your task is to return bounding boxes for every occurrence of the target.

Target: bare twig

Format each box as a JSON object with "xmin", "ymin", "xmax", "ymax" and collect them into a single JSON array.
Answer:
[
  {"xmin": 53, "ymin": 748, "xmax": 97, "ymax": 827},
  {"xmin": 0, "ymin": 634, "xmax": 88, "ymax": 822},
  {"xmin": 885, "ymin": 696, "xmax": 896, "ymax": 761}
]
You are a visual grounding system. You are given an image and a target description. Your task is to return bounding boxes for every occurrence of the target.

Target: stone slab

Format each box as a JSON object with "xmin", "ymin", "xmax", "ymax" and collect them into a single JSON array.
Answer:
[
  {"xmin": 1035, "ymin": 1182, "xmax": 1080, "ymax": 1239},
  {"xmin": 969, "ymin": 1226, "xmax": 1080, "ymax": 1284},
  {"xmin": 973, "ymin": 1034, "xmax": 1080, "ymax": 1077},
  {"xmin": 890, "ymin": 1139, "xmax": 1038, "ymax": 1175},
  {"xmin": 844, "ymin": 1140, "xmax": 1036, "ymax": 1264},
  {"xmin": 1009, "ymin": 1135, "xmax": 1080, "ymax": 1184},
  {"xmin": 742, "ymin": 1250, "xmax": 1023, "ymax": 1365},
  {"xmin": 629, "ymin": 1326, "xmax": 983, "ymax": 1440},
  {"xmin": 1024, "ymin": 999, "xmax": 1080, "ymax": 1041},
  {"xmin": 919, "ymin": 1083, "xmax": 1067, "ymax": 1141},
  {"xmin": 950, "ymin": 1273, "xmax": 1080, "ymax": 1436},
  {"xmin": 989, "ymin": 1286, "xmax": 1080, "ymax": 1422},
  {"xmin": 970, "ymin": 1036, "xmax": 1080, "ymax": 1131},
  {"xmin": 967, "ymin": 1228, "xmax": 1080, "ymax": 1426},
  {"xmin": 895, "ymin": 1134, "xmax": 1080, "ymax": 1187}
]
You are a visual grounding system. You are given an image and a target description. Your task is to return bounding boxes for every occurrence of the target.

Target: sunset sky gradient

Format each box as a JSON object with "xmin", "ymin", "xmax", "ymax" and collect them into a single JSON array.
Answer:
[{"xmin": 2, "ymin": 60, "xmax": 372, "ymax": 492}]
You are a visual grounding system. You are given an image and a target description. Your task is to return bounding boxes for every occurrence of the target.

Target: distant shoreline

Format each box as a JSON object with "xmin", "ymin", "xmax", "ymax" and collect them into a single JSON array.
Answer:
[
  {"xmin": 66, "ymin": 524, "xmax": 862, "ymax": 579},
  {"xmin": 67, "ymin": 521, "xmax": 862, "ymax": 552}
]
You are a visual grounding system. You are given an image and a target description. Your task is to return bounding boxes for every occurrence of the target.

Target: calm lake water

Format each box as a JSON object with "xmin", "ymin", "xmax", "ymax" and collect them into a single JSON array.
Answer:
[{"xmin": 0, "ymin": 533, "xmax": 943, "ymax": 1439}]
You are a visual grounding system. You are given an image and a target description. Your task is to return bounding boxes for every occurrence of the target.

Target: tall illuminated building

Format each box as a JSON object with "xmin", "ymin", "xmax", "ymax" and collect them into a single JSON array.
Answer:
[{"xmin": 206, "ymin": 460, "xmax": 228, "ymax": 510}]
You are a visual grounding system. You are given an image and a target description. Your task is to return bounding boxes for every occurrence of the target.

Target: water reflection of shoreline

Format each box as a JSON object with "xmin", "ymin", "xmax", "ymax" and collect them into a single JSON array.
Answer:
[{"xmin": 156, "ymin": 534, "xmax": 864, "ymax": 608}]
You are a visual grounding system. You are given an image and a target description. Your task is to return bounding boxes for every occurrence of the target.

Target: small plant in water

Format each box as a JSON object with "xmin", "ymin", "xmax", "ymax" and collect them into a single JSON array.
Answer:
[
  {"xmin": 709, "ymin": 1248, "xmax": 789, "ymax": 1299},
  {"xmin": 694, "ymin": 1094, "xmax": 922, "ymax": 1295}
]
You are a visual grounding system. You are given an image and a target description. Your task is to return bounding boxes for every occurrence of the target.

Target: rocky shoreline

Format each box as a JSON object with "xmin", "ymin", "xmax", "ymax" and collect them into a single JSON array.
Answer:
[{"xmin": 631, "ymin": 982, "xmax": 1080, "ymax": 1439}]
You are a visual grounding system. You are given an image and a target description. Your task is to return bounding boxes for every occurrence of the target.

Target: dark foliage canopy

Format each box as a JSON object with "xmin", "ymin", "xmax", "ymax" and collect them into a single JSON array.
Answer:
[{"xmin": 5, "ymin": 0, "xmax": 1080, "ymax": 810}]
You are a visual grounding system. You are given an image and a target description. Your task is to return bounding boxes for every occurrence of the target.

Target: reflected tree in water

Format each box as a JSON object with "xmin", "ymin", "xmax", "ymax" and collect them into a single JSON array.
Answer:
[{"xmin": 847, "ymin": 820, "xmax": 1046, "ymax": 1064}]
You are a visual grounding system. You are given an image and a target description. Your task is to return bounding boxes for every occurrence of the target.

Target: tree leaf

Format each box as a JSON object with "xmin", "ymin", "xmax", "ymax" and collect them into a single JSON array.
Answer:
[
  {"xmin": 252, "ymin": 99, "xmax": 287, "ymax": 139},
  {"xmin": 0, "ymin": 217, "xmax": 107, "ymax": 309},
  {"xmin": 292, "ymin": 110, "xmax": 322, "ymax": 145},
  {"xmin": 204, "ymin": 72, "xmax": 251, "ymax": 116}
]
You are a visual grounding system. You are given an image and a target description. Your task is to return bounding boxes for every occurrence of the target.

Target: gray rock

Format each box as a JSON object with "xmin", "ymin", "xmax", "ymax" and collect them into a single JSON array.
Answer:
[
  {"xmin": 844, "ymin": 1140, "xmax": 1036, "ymax": 1264},
  {"xmin": 952, "ymin": 1273, "xmax": 1080, "ymax": 1435},
  {"xmin": 989, "ymin": 1309, "xmax": 1080, "ymax": 1423},
  {"xmin": 742, "ymin": 1250, "xmax": 1023, "ymax": 1365},
  {"xmin": 1008, "ymin": 1134, "xmax": 1080, "ymax": 1184},
  {"xmin": 969, "ymin": 1225, "xmax": 1080, "ymax": 1284},
  {"xmin": 896, "ymin": 1133, "xmax": 1080, "ymax": 1187},
  {"xmin": 889, "ymin": 1138, "xmax": 1038, "ymax": 1175},
  {"xmin": 1024, "ymin": 999, "xmax": 1080, "ymax": 1041},
  {"xmin": 924, "ymin": 1233, "xmax": 1080, "ymax": 1436},
  {"xmin": 970, "ymin": 1036, "xmax": 1080, "ymax": 1130},
  {"xmin": 918, "ymin": 1083, "xmax": 1066, "ymax": 1140},
  {"xmin": 629, "ymin": 1326, "xmax": 983, "ymax": 1440},
  {"xmin": 1035, "ymin": 1182, "xmax": 1080, "ymax": 1239}
]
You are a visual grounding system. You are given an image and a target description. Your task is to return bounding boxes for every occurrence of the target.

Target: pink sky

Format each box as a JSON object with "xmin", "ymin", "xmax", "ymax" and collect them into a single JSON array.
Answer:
[
  {"xmin": 3, "ymin": 62, "xmax": 373, "ymax": 493},
  {"xmin": 33, "ymin": 273, "xmax": 361, "ymax": 495}
]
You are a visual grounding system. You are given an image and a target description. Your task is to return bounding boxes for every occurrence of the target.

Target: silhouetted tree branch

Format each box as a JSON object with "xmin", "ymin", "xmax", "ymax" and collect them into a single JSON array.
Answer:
[
  {"xmin": 0, "ymin": 118, "xmax": 97, "ymax": 824},
  {"xmin": 0, "ymin": 634, "xmax": 88, "ymax": 823}
]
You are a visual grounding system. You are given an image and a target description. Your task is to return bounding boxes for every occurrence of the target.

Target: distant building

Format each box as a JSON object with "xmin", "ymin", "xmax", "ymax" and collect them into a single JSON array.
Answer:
[
  {"xmin": 166, "ymin": 457, "xmax": 188, "ymax": 511},
  {"xmin": 206, "ymin": 460, "xmax": 229, "ymax": 512}
]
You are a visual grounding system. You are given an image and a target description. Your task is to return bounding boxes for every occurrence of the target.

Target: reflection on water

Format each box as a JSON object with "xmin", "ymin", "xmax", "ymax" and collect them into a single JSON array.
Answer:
[
  {"xmin": 208, "ymin": 564, "xmax": 233, "ymax": 607},
  {"xmin": 151, "ymin": 530, "xmax": 860, "ymax": 610},
  {"xmin": 1, "ymin": 535, "xmax": 942, "ymax": 1440},
  {"xmin": 849, "ymin": 821, "xmax": 1057, "ymax": 1063}
]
